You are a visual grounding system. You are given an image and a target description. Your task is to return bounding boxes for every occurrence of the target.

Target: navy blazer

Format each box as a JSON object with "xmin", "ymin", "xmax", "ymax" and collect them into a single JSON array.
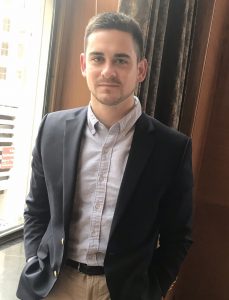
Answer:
[{"xmin": 17, "ymin": 107, "xmax": 193, "ymax": 300}]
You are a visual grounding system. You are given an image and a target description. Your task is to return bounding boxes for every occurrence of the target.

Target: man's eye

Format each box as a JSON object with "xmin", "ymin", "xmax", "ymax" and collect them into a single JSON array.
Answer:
[
  {"xmin": 91, "ymin": 56, "xmax": 103, "ymax": 63},
  {"xmin": 115, "ymin": 58, "xmax": 128, "ymax": 65}
]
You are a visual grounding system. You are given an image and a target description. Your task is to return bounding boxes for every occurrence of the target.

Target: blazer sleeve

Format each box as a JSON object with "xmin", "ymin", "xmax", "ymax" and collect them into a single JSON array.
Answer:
[
  {"xmin": 149, "ymin": 138, "xmax": 193, "ymax": 296},
  {"xmin": 23, "ymin": 114, "xmax": 50, "ymax": 260}
]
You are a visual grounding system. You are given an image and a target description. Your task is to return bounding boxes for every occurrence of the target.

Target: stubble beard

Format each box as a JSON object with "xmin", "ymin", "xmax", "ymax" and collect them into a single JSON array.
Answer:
[{"xmin": 91, "ymin": 86, "xmax": 136, "ymax": 107}]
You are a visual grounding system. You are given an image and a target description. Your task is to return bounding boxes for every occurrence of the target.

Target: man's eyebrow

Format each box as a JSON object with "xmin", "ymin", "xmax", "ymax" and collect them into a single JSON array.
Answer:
[
  {"xmin": 114, "ymin": 53, "xmax": 131, "ymax": 59},
  {"xmin": 88, "ymin": 51, "xmax": 104, "ymax": 56},
  {"xmin": 88, "ymin": 52, "xmax": 131, "ymax": 59}
]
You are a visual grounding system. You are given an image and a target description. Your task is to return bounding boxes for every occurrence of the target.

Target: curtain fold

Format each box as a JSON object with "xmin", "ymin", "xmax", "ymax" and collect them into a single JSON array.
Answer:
[{"xmin": 118, "ymin": 0, "xmax": 196, "ymax": 129}]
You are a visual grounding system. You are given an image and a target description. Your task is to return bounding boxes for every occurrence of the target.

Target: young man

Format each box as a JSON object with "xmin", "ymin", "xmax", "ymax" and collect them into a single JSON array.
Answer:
[{"xmin": 17, "ymin": 12, "xmax": 193, "ymax": 300}]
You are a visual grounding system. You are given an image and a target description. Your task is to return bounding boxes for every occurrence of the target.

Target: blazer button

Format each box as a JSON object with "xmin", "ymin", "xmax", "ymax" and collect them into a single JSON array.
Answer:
[{"xmin": 53, "ymin": 270, "xmax": 58, "ymax": 277}]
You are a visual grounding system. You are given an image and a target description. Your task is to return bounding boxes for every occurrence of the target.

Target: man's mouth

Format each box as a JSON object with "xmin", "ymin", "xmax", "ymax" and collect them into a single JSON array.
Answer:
[
  {"xmin": 98, "ymin": 84, "xmax": 119, "ymax": 87},
  {"xmin": 97, "ymin": 79, "xmax": 121, "ymax": 87}
]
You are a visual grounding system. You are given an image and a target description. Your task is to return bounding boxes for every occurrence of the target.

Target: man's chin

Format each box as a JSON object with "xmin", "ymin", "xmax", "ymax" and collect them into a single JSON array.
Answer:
[{"xmin": 93, "ymin": 95, "xmax": 123, "ymax": 107}]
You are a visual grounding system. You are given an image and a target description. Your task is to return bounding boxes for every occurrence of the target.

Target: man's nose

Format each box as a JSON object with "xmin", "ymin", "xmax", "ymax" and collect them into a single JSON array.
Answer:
[{"xmin": 101, "ymin": 63, "xmax": 116, "ymax": 79}]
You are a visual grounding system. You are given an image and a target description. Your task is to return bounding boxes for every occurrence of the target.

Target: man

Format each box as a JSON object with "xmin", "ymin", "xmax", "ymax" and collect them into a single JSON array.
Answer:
[{"xmin": 17, "ymin": 12, "xmax": 193, "ymax": 300}]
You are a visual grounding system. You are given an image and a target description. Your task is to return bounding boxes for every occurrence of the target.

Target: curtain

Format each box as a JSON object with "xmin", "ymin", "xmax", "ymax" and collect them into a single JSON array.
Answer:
[{"xmin": 118, "ymin": 0, "xmax": 196, "ymax": 129}]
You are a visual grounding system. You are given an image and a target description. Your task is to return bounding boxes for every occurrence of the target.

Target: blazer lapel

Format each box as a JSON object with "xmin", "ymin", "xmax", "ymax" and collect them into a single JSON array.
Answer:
[
  {"xmin": 63, "ymin": 108, "xmax": 87, "ymax": 227},
  {"xmin": 109, "ymin": 113, "xmax": 156, "ymax": 239}
]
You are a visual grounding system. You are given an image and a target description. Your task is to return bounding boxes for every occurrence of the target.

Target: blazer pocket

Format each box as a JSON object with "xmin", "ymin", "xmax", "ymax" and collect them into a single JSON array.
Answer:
[
  {"xmin": 23, "ymin": 256, "xmax": 40, "ymax": 275},
  {"xmin": 18, "ymin": 254, "xmax": 56, "ymax": 299}
]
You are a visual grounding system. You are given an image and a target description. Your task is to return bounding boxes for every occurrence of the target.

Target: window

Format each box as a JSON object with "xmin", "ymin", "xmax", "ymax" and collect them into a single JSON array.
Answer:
[
  {"xmin": 1, "ymin": 42, "xmax": 9, "ymax": 56},
  {"xmin": 0, "ymin": 0, "xmax": 54, "ymax": 238},
  {"xmin": 16, "ymin": 69, "xmax": 23, "ymax": 80},
  {"xmin": 0, "ymin": 67, "xmax": 7, "ymax": 80},
  {"xmin": 17, "ymin": 43, "xmax": 24, "ymax": 59},
  {"xmin": 2, "ymin": 18, "xmax": 10, "ymax": 32}
]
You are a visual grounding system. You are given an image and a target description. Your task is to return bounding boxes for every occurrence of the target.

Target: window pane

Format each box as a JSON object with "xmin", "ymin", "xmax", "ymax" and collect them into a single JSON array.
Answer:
[
  {"xmin": 0, "ymin": 67, "xmax": 7, "ymax": 80},
  {"xmin": 0, "ymin": 0, "xmax": 54, "ymax": 236},
  {"xmin": 1, "ymin": 42, "xmax": 9, "ymax": 56},
  {"xmin": 2, "ymin": 17, "xmax": 10, "ymax": 32}
]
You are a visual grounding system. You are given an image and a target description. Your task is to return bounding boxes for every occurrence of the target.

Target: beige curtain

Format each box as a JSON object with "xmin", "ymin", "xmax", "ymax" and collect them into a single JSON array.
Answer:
[{"xmin": 118, "ymin": 0, "xmax": 196, "ymax": 129}]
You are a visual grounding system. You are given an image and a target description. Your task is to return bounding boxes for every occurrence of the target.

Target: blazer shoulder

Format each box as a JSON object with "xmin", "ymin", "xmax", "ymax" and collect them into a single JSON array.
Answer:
[
  {"xmin": 46, "ymin": 106, "xmax": 87, "ymax": 122},
  {"xmin": 139, "ymin": 113, "xmax": 191, "ymax": 155},
  {"xmin": 35, "ymin": 106, "xmax": 87, "ymax": 145},
  {"xmin": 143, "ymin": 113, "xmax": 190, "ymax": 142}
]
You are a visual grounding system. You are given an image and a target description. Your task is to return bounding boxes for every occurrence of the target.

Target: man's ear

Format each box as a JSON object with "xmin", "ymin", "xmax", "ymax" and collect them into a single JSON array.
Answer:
[
  {"xmin": 137, "ymin": 58, "xmax": 148, "ymax": 82},
  {"xmin": 80, "ymin": 53, "xmax": 86, "ymax": 77}
]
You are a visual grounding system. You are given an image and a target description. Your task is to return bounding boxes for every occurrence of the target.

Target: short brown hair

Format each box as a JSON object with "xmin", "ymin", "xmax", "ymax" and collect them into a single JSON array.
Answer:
[{"xmin": 84, "ymin": 12, "xmax": 144, "ymax": 60}]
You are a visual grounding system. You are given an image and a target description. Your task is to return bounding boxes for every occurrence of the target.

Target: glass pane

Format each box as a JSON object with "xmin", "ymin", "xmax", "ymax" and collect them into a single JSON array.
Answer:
[{"xmin": 0, "ymin": 0, "xmax": 54, "ymax": 236}]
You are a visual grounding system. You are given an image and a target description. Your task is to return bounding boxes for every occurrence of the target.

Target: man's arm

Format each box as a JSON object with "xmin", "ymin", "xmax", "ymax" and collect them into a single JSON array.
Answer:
[
  {"xmin": 23, "ymin": 115, "xmax": 50, "ymax": 260},
  {"xmin": 150, "ymin": 138, "xmax": 193, "ymax": 296}
]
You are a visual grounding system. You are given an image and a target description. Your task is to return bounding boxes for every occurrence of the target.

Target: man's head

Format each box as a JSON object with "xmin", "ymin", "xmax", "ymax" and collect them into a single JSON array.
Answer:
[
  {"xmin": 81, "ymin": 12, "xmax": 147, "ymax": 111},
  {"xmin": 84, "ymin": 12, "xmax": 144, "ymax": 60}
]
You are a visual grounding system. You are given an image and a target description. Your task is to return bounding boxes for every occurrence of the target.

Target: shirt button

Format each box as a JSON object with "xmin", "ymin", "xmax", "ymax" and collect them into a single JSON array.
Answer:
[
  {"xmin": 95, "ymin": 203, "xmax": 101, "ymax": 210},
  {"xmin": 53, "ymin": 270, "xmax": 57, "ymax": 277},
  {"xmin": 87, "ymin": 254, "xmax": 94, "ymax": 261},
  {"xmin": 61, "ymin": 238, "xmax": 64, "ymax": 245},
  {"xmin": 91, "ymin": 230, "xmax": 97, "ymax": 236},
  {"xmin": 101, "ymin": 175, "xmax": 106, "ymax": 182}
]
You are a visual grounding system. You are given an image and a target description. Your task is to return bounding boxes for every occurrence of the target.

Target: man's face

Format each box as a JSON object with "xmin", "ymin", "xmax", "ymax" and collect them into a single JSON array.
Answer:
[{"xmin": 80, "ymin": 29, "xmax": 147, "ymax": 107}]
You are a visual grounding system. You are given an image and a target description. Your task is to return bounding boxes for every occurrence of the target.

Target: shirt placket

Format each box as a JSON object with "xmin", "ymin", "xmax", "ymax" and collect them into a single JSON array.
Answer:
[{"xmin": 86, "ymin": 125, "xmax": 119, "ymax": 265}]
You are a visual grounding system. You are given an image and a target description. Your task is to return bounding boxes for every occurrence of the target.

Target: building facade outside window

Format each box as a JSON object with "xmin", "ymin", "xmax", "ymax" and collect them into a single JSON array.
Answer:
[
  {"xmin": 0, "ymin": 67, "xmax": 7, "ymax": 80},
  {"xmin": 2, "ymin": 17, "xmax": 10, "ymax": 32},
  {"xmin": 17, "ymin": 43, "xmax": 24, "ymax": 59},
  {"xmin": 1, "ymin": 42, "xmax": 9, "ymax": 56}
]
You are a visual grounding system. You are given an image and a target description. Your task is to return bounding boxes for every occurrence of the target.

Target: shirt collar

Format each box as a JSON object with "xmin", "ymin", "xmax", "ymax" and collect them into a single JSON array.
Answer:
[
  {"xmin": 87, "ymin": 96, "xmax": 142, "ymax": 135},
  {"xmin": 87, "ymin": 104, "xmax": 98, "ymax": 135}
]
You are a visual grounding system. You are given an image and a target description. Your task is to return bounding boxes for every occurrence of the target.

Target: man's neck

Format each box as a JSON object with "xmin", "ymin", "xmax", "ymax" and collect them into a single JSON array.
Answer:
[{"xmin": 90, "ymin": 98, "xmax": 135, "ymax": 128}]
